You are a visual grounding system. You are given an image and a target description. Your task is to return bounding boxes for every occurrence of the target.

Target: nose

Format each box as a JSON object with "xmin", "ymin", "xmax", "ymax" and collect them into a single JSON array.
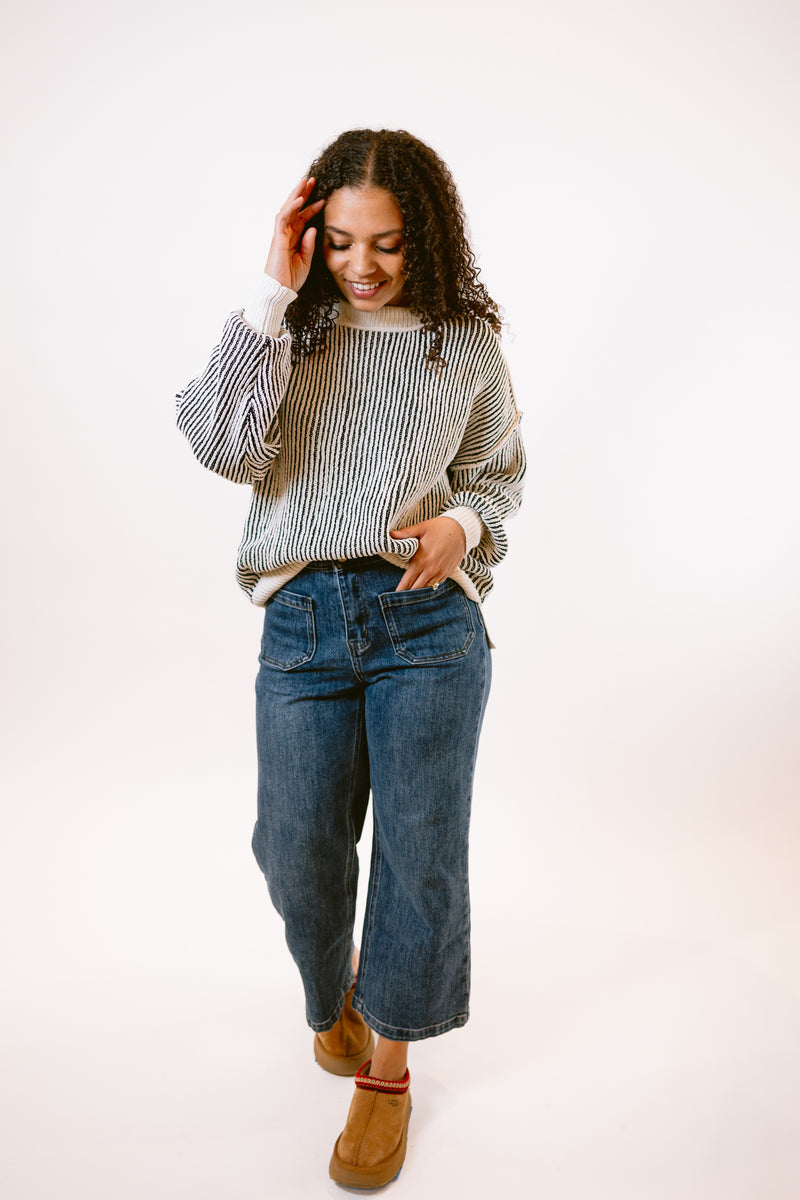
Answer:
[{"xmin": 350, "ymin": 243, "xmax": 378, "ymax": 277}]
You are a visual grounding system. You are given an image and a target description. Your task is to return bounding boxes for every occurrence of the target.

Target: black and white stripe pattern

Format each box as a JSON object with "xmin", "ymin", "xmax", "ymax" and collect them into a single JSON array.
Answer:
[{"xmin": 176, "ymin": 302, "xmax": 525, "ymax": 604}]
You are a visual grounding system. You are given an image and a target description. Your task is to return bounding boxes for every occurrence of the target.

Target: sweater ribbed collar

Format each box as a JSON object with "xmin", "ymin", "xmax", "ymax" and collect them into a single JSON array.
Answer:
[{"xmin": 335, "ymin": 302, "xmax": 425, "ymax": 332}]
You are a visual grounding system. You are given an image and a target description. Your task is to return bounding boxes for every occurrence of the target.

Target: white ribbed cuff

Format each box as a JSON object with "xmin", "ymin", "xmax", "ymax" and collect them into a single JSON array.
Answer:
[
  {"xmin": 242, "ymin": 274, "xmax": 298, "ymax": 337},
  {"xmin": 443, "ymin": 506, "xmax": 484, "ymax": 553}
]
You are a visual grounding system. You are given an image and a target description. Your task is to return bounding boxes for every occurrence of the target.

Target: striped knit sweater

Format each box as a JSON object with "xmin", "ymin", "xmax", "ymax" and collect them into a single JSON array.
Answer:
[{"xmin": 176, "ymin": 275, "xmax": 525, "ymax": 605}]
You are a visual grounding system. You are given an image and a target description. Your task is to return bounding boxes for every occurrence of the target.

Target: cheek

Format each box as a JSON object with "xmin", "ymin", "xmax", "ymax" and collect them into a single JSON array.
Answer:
[{"xmin": 322, "ymin": 247, "xmax": 343, "ymax": 274}]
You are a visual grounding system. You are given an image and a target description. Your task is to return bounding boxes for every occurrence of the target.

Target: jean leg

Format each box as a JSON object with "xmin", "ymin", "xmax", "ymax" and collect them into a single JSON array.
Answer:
[
  {"xmin": 354, "ymin": 614, "xmax": 492, "ymax": 1040},
  {"xmin": 253, "ymin": 657, "xmax": 370, "ymax": 1031}
]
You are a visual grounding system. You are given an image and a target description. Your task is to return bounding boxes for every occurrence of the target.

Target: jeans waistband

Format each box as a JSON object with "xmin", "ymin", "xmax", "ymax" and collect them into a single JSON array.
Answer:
[{"xmin": 301, "ymin": 556, "xmax": 397, "ymax": 574}]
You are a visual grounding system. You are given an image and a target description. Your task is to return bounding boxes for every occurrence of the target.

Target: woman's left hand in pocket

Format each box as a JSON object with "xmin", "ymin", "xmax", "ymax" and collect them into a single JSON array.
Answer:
[{"xmin": 390, "ymin": 517, "xmax": 467, "ymax": 591}]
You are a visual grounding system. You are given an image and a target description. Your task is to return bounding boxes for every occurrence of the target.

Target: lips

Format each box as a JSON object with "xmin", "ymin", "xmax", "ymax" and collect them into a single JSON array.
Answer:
[{"xmin": 347, "ymin": 280, "xmax": 385, "ymax": 298}]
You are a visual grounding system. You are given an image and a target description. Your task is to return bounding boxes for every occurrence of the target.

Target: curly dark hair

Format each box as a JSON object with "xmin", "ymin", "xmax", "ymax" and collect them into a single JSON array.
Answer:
[{"xmin": 284, "ymin": 129, "xmax": 502, "ymax": 368}]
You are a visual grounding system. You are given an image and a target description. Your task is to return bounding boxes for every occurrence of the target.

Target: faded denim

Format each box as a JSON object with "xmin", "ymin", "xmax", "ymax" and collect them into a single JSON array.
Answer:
[{"xmin": 252, "ymin": 557, "xmax": 491, "ymax": 1042}]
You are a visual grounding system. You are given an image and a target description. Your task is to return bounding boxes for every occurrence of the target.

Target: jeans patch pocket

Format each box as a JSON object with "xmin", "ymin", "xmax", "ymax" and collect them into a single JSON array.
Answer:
[
  {"xmin": 259, "ymin": 590, "xmax": 316, "ymax": 670},
  {"xmin": 379, "ymin": 580, "xmax": 475, "ymax": 665}
]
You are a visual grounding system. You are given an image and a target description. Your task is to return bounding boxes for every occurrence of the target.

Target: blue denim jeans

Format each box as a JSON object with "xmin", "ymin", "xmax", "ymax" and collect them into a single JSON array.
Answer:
[{"xmin": 252, "ymin": 557, "xmax": 492, "ymax": 1042}]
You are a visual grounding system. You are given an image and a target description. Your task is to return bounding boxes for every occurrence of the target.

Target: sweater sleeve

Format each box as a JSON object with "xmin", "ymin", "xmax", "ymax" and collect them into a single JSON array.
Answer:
[
  {"xmin": 175, "ymin": 277, "xmax": 295, "ymax": 485},
  {"xmin": 442, "ymin": 329, "xmax": 526, "ymax": 568}
]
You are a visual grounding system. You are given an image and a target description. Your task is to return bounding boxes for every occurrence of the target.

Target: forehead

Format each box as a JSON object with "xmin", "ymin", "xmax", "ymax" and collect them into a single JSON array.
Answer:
[{"xmin": 324, "ymin": 187, "xmax": 403, "ymax": 233}]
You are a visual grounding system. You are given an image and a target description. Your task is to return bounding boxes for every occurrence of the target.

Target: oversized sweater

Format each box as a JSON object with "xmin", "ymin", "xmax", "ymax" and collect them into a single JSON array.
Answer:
[{"xmin": 176, "ymin": 275, "xmax": 525, "ymax": 605}]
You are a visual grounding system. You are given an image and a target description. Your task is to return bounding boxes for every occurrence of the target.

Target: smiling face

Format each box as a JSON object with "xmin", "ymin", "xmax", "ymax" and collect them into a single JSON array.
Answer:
[{"xmin": 322, "ymin": 186, "xmax": 407, "ymax": 309}]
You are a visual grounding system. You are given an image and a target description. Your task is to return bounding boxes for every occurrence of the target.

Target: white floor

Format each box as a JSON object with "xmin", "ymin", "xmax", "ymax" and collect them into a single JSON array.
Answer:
[{"xmin": 3, "ymin": 785, "xmax": 799, "ymax": 1200}]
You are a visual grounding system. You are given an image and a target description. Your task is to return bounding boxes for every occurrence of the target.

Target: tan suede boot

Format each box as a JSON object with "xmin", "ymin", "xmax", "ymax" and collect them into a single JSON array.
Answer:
[
  {"xmin": 329, "ymin": 1060, "xmax": 412, "ymax": 1189},
  {"xmin": 314, "ymin": 987, "xmax": 375, "ymax": 1076}
]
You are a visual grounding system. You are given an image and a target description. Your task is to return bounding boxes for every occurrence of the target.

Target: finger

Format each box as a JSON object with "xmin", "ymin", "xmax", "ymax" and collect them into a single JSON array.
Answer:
[
  {"xmin": 395, "ymin": 565, "xmax": 424, "ymax": 592},
  {"xmin": 406, "ymin": 571, "xmax": 442, "ymax": 591},
  {"xmin": 284, "ymin": 199, "xmax": 325, "ymax": 252},
  {"xmin": 283, "ymin": 176, "xmax": 314, "ymax": 207},
  {"xmin": 276, "ymin": 183, "xmax": 305, "ymax": 226},
  {"xmin": 299, "ymin": 224, "xmax": 317, "ymax": 264},
  {"xmin": 276, "ymin": 181, "xmax": 317, "ymax": 231},
  {"xmin": 395, "ymin": 553, "xmax": 444, "ymax": 591},
  {"xmin": 281, "ymin": 195, "xmax": 310, "ymax": 229},
  {"xmin": 300, "ymin": 196, "xmax": 325, "ymax": 216},
  {"xmin": 296, "ymin": 197, "xmax": 326, "ymax": 229},
  {"xmin": 390, "ymin": 525, "xmax": 420, "ymax": 539},
  {"xmin": 294, "ymin": 178, "xmax": 319, "ymax": 214}
]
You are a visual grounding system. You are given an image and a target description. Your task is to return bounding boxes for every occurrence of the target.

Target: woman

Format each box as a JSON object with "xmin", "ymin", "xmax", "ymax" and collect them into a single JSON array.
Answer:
[{"xmin": 176, "ymin": 128, "xmax": 525, "ymax": 1189}]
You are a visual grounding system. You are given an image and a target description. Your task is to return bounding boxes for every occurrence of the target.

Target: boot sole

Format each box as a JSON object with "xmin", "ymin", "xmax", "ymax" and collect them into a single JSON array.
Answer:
[
  {"xmin": 328, "ymin": 1099, "xmax": 411, "ymax": 1189},
  {"xmin": 314, "ymin": 1030, "xmax": 376, "ymax": 1077}
]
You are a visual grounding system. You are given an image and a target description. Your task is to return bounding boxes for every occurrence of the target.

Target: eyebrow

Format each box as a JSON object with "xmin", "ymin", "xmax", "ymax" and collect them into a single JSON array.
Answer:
[{"xmin": 324, "ymin": 225, "xmax": 403, "ymax": 238}]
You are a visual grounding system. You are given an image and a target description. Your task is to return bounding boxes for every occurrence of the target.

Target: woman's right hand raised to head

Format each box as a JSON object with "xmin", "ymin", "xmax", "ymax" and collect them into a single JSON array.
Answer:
[{"xmin": 264, "ymin": 177, "xmax": 325, "ymax": 293}]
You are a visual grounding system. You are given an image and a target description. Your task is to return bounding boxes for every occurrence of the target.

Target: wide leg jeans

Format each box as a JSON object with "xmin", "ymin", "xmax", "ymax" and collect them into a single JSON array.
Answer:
[{"xmin": 252, "ymin": 557, "xmax": 492, "ymax": 1042}]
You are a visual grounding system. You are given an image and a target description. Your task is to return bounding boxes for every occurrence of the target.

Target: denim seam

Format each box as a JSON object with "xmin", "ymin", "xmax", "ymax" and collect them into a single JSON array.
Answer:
[
  {"xmin": 314, "ymin": 695, "xmax": 366, "ymax": 1033},
  {"xmin": 352, "ymin": 997, "xmax": 470, "ymax": 1042},
  {"xmin": 334, "ymin": 568, "xmax": 369, "ymax": 683},
  {"xmin": 342, "ymin": 694, "xmax": 366, "ymax": 1003},
  {"xmin": 355, "ymin": 815, "xmax": 383, "ymax": 1018}
]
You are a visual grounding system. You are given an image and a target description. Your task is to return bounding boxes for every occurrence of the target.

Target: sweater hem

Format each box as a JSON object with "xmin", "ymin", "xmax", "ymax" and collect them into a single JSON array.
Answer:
[{"xmin": 249, "ymin": 553, "xmax": 482, "ymax": 607}]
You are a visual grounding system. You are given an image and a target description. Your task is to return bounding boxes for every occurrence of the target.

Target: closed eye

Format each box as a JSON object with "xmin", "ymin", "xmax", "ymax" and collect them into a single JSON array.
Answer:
[{"xmin": 326, "ymin": 242, "xmax": 402, "ymax": 254}]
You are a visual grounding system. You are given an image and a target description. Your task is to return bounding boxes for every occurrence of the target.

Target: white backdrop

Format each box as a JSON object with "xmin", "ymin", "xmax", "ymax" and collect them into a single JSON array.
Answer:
[{"xmin": 2, "ymin": 2, "xmax": 799, "ymax": 1197}]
